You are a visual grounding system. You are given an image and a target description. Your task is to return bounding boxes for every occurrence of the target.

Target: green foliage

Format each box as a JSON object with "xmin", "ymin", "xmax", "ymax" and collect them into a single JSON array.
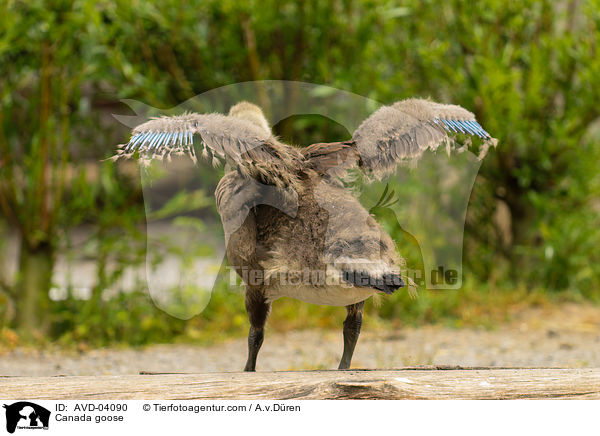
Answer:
[
  {"xmin": 148, "ymin": 190, "xmax": 212, "ymax": 221},
  {"xmin": 51, "ymin": 290, "xmax": 187, "ymax": 347},
  {"xmin": 0, "ymin": 0, "xmax": 598, "ymax": 345}
]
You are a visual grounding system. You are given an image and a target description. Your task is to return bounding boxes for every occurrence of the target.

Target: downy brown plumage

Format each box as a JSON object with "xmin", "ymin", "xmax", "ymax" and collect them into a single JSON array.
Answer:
[{"xmin": 115, "ymin": 99, "xmax": 496, "ymax": 371}]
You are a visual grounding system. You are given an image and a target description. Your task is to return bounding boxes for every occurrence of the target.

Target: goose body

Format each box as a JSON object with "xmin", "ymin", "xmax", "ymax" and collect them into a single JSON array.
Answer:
[
  {"xmin": 218, "ymin": 170, "xmax": 401, "ymax": 307},
  {"xmin": 115, "ymin": 98, "xmax": 496, "ymax": 371}
]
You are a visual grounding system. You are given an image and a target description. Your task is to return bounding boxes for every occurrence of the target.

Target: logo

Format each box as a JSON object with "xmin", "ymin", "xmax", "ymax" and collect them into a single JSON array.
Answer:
[{"xmin": 3, "ymin": 402, "xmax": 50, "ymax": 434}]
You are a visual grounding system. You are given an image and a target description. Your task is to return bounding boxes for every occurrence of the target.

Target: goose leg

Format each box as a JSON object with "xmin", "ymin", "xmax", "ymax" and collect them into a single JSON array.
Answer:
[
  {"xmin": 338, "ymin": 300, "xmax": 365, "ymax": 370},
  {"xmin": 244, "ymin": 289, "xmax": 271, "ymax": 372}
]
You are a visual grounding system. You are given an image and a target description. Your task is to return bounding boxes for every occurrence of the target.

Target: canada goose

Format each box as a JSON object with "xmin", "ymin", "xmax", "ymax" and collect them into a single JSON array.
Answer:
[{"xmin": 115, "ymin": 98, "xmax": 496, "ymax": 371}]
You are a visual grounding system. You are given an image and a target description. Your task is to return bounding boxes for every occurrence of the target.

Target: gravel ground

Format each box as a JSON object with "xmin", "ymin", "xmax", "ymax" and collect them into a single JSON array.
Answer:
[{"xmin": 1, "ymin": 303, "xmax": 599, "ymax": 376}]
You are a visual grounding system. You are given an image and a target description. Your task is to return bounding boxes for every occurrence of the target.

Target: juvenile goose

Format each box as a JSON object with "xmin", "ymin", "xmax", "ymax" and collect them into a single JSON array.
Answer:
[{"xmin": 115, "ymin": 99, "xmax": 496, "ymax": 371}]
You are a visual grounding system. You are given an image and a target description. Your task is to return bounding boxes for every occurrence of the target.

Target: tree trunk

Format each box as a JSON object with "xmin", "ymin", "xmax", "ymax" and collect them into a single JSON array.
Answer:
[{"xmin": 15, "ymin": 240, "xmax": 53, "ymax": 336}]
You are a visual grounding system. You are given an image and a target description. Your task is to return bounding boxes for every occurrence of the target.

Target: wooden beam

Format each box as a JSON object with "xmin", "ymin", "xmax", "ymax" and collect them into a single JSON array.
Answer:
[{"xmin": 1, "ymin": 368, "xmax": 598, "ymax": 400}]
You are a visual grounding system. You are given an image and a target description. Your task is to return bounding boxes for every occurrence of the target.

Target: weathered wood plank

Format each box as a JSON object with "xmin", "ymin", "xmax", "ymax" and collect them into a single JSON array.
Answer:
[{"xmin": 1, "ymin": 368, "xmax": 599, "ymax": 400}]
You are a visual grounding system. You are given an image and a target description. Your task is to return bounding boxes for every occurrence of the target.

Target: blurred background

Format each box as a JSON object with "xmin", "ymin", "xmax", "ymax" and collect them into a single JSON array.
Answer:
[{"xmin": 0, "ymin": 0, "xmax": 599, "ymax": 371}]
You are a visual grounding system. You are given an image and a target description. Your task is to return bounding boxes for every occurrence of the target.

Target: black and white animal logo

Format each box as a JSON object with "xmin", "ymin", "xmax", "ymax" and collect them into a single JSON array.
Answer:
[{"xmin": 3, "ymin": 402, "xmax": 50, "ymax": 434}]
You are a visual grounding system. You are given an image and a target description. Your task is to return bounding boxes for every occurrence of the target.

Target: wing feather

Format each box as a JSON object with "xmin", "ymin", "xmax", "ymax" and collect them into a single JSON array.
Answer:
[
  {"xmin": 115, "ymin": 112, "xmax": 303, "ymax": 188},
  {"xmin": 351, "ymin": 98, "xmax": 497, "ymax": 179}
]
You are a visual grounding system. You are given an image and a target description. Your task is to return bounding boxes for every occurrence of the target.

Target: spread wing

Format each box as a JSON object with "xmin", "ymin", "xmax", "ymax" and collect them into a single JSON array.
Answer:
[
  {"xmin": 304, "ymin": 98, "xmax": 497, "ymax": 180},
  {"xmin": 114, "ymin": 112, "xmax": 302, "ymax": 188}
]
